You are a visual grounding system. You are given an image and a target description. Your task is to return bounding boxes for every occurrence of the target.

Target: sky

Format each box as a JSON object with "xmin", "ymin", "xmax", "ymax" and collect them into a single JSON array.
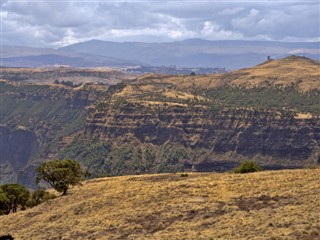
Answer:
[{"xmin": 1, "ymin": 0, "xmax": 319, "ymax": 48}]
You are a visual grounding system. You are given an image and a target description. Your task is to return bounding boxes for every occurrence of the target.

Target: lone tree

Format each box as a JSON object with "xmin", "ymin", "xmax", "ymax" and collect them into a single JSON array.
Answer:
[{"xmin": 36, "ymin": 159, "xmax": 84, "ymax": 195}]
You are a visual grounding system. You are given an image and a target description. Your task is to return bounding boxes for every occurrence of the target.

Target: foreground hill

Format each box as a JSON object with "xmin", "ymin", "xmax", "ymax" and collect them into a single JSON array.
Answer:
[{"xmin": 1, "ymin": 170, "xmax": 319, "ymax": 240}]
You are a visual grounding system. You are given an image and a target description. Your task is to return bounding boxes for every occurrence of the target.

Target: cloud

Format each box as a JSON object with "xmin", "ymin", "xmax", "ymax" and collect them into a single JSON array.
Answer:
[
  {"xmin": 219, "ymin": 7, "xmax": 244, "ymax": 15},
  {"xmin": 1, "ymin": 1, "xmax": 319, "ymax": 47},
  {"xmin": 201, "ymin": 21, "xmax": 243, "ymax": 40}
]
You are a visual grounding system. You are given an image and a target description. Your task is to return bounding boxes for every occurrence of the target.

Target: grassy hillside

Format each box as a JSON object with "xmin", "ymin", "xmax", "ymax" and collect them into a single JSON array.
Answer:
[{"xmin": 1, "ymin": 169, "xmax": 319, "ymax": 240}]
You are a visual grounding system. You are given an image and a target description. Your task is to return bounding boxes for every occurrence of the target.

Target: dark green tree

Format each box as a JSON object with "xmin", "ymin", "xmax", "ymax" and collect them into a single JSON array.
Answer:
[
  {"xmin": 0, "ymin": 188, "xmax": 11, "ymax": 215},
  {"xmin": 36, "ymin": 159, "xmax": 84, "ymax": 195},
  {"xmin": 0, "ymin": 184, "xmax": 30, "ymax": 213}
]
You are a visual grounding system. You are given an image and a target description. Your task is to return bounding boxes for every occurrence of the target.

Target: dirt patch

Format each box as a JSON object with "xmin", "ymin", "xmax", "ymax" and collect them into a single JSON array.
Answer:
[
  {"xmin": 234, "ymin": 195, "xmax": 297, "ymax": 211},
  {"xmin": 127, "ymin": 174, "xmax": 199, "ymax": 182},
  {"xmin": 287, "ymin": 226, "xmax": 320, "ymax": 240}
]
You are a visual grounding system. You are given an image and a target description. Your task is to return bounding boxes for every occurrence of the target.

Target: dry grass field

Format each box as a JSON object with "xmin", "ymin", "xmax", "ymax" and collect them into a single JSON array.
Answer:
[
  {"xmin": 133, "ymin": 56, "xmax": 320, "ymax": 92},
  {"xmin": 228, "ymin": 56, "xmax": 320, "ymax": 91},
  {"xmin": 1, "ymin": 169, "xmax": 319, "ymax": 240}
]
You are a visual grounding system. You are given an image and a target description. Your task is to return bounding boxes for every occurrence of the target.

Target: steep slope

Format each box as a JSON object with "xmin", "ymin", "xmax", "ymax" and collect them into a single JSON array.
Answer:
[{"xmin": 1, "ymin": 170, "xmax": 319, "ymax": 240}]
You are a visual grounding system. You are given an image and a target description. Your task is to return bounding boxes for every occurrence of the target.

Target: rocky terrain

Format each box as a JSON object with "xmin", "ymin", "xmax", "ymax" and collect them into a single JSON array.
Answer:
[{"xmin": 0, "ymin": 56, "xmax": 319, "ymax": 187}]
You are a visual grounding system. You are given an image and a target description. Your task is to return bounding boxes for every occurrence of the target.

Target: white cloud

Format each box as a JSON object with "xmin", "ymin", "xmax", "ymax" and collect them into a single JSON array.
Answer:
[
  {"xmin": 1, "ymin": 1, "xmax": 319, "ymax": 47},
  {"xmin": 219, "ymin": 7, "xmax": 244, "ymax": 15},
  {"xmin": 201, "ymin": 21, "xmax": 243, "ymax": 40}
]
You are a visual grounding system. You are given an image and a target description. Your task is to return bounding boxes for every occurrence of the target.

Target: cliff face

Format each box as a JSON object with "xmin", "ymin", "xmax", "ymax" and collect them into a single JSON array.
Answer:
[
  {"xmin": 0, "ymin": 125, "xmax": 38, "ymax": 183},
  {"xmin": 86, "ymin": 103, "xmax": 320, "ymax": 168},
  {"xmin": 0, "ymin": 81, "xmax": 99, "ymax": 186}
]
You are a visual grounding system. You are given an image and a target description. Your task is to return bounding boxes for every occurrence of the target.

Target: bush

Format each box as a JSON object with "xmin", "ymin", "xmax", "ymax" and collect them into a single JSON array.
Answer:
[
  {"xmin": 27, "ymin": 190, "xmax": 56, "ymax": 208},
  {"xmin": 232, "ymin": 160, "xmax": 262, "ymax": 173},
  {"xmin": 180, "ymin": 173, "xmax": 188, "ymax": 177},
  {"xmin": 304, "ymin": 163, "xmax": 319, "ymax": 169}
]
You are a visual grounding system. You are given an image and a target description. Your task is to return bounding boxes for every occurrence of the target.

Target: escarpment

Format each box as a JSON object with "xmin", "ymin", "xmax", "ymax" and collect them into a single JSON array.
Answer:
[{"xmin": 85, "ymin": 102, "xmax": 320, "ymax": 169}]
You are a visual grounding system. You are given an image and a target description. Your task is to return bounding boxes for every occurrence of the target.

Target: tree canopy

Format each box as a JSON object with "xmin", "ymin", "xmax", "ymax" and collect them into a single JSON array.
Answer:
[
  {"xmin": 0, "ymin": 184, "xmax": 30, "ymax": 214},
  {"xmin": 36, "ymin": 159, "xmax": 84, "ymax": 195}
]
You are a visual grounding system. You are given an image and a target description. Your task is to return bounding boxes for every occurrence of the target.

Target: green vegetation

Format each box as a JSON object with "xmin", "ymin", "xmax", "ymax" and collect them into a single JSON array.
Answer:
[
  {"xmin": 36, "ymin": 159, "xmax": 84, "ymax": 195},
  {"xmin": 0, "ymin": 188, "xmax": 11, "ymax": 215},
  {"xmin": 0, "ymin": 83, "xmax": 87, "ymax": 131},
  {"xmin": 59, "ymin": 138, "xmax": 196, "ymax": 178},
  {"xmin": 57, "ymin": 137, "xmax": 112, "ymax": 178},
  {"xmin": 201, "ymin": 86, "xmax": 320, "ymax": 115},
  {"xmin": 232, "ymin": 160, "xmax": 262, "ymax": 174},
  {"xmin": 0, "ymin": 184, "xmax": 55, "ymax": 215},
  {"xmin": 0, "ymin": 184, "xmax": 30, "ymax": 214},
  {"xmin": 27, "ymin": 190, "xmax": 56, "ymax": 208}
]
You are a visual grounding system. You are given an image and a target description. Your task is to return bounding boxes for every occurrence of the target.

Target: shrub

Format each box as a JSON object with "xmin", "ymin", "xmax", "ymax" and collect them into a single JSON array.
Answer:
[
  {"xmin": 180, "ymin": 173, "xmax": 189, "ymax": 177},
  {"xmin": 304, "ymin": 163, "xmax": 319, "ymax": 169},
  {"xmin": 28, "ymin": 190, "xmax": 56, "ymax": 208},
  {"xmin": 232, "ymin": 160, "xmax": 262, "ymax": 173}
]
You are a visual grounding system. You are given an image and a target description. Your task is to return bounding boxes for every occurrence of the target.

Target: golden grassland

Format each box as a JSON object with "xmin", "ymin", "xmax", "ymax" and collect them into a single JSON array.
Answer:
[
  {"xmin": 229, "ymin": 56, "xmax": 320, "ymax": 91},
  {"xmin": 133, "ymin": 56, "xmax": 320, "ymax": 92},
  {"xmin": 1, "ymin": 169, "xmax": 319, "ymax": 240}
]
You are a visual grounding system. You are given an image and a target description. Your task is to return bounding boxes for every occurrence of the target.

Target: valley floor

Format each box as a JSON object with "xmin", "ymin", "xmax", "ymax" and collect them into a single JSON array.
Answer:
[{"xmin": 0, "ymin": 169, "xmax": 319, "ymax": 240}]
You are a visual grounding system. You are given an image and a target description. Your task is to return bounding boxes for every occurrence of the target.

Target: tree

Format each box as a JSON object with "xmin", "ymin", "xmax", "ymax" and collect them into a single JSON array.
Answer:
[
  {"xmin": 36, "ymin": 159, "xmax": 84, "ymax": 195},
  {"xmin": 0, "ymin": 184, "xmax": 30, "ymax": 214},
  {"xmin": 0, "ymin": 188, "xmax": 11, "ymax": 215}
]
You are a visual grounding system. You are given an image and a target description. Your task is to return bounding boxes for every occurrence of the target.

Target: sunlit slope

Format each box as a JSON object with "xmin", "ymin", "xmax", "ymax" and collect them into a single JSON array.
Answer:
[
  {"xmin": 1, "ymin": 169, "xmax": 319, "ymax": 240},
  {"xmin": 129, "ymin": 56, "xmax": 320, "ymax": 92},
  {"xmin": 227, "ymin": 56, "xmax": 320, "ymax": 91}
]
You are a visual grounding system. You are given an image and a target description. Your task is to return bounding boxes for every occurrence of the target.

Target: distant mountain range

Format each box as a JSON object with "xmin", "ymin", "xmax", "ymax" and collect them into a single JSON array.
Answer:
[{"xmin": 2, "ymin": 39, "xmax": 319, "ymax": 69}]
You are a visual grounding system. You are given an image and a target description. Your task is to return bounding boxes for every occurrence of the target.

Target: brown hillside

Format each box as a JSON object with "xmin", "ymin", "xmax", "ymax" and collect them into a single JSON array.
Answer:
[
  {"xmin": 227, "ymin": 56, "xmax": 320, "ymax": 91},
  {"xmin": 1, "ymin": 169, "xmax": 319, "ymax": 240},
  {"xmin": 130, "ymin": 56, "xmax": 320, "ymax": 92}
]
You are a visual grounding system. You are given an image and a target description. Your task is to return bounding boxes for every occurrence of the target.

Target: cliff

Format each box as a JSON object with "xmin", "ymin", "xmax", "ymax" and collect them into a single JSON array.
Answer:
[
  {"xmin": 0, "ymin": 126, "xmax": 38, "ymax": 183},
  {"xmin": 86, "ymin": 102, "xmax": 320, "ymax": 171}
]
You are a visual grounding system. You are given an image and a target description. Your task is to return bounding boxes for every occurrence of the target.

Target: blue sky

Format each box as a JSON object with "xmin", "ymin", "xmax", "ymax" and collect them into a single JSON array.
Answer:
[{"xmin": 1, "ymin": 0, "xmax": 319, "ymax": 47}]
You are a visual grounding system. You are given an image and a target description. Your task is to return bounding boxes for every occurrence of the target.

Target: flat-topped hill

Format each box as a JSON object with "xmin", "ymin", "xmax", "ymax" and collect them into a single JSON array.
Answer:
[{"xmin": 1, "ymin": 169, "xmax": 319, "ymax": 239}]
